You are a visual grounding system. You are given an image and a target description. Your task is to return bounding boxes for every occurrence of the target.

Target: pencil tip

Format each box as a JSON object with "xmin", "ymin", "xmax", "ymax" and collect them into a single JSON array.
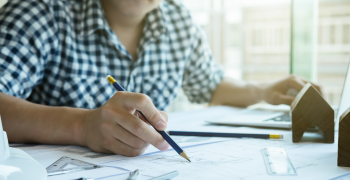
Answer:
[{"xmin": 180, "ymin": 152, "xmax": 191, "ymax": 162}]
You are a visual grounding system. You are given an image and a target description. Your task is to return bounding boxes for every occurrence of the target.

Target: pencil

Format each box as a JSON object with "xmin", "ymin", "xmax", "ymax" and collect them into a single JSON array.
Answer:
[
  {"xmin": 166, "ymin": 131, "xmax": 283, "ymax": 139},
  {"xmin": 106, "ymin": 75, "xmax": 191, "ymax": 162}
]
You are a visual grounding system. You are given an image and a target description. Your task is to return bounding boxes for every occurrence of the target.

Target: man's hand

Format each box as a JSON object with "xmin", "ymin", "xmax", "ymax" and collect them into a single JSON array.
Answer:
[
  {"xmin": 210, "ymin": 75, "xmax": 322, "ymax": 107},
  {"xmin": 261, "ymin": 75, "xmax": 322, "ymax": 105},
  {"xmin": 81, "ymin": 91, "xmax": 169, "ymax": 157}
]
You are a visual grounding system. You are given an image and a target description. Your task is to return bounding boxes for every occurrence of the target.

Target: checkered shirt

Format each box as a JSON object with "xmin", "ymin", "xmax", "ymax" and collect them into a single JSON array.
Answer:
[{"xmin": 0, "ymin": 0, "xmax": 224, "ymax": 111}]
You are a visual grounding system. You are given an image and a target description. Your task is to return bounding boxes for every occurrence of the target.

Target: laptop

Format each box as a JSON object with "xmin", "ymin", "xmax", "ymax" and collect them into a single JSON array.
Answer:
[{"xmin": 206, "ymin": 60, "xmax": 350, "ymax": 129}]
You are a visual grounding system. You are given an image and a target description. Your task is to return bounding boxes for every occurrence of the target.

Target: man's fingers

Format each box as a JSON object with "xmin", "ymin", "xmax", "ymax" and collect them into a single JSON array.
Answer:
[
  {"xmin": 104, "ymin": 138, "xmax": 145, "ymax": 157},
  {"xmin": 114, "ymin": 111, "xmax": 169, "ymax": 151},
  {"xmin": 272, "ymin": 92, "xmax": 295, "ymax": 105},
  {"xmin": 290, "ymin": 75, "xmax": 323, "ymax": 95},
  {"xmin": 138, "ymin": 110, "xmax": 168, "ymax": 124},
  {"xmin": 310, "ymin": 83, "xmax": 323, "ymax": 95},
  {"xmin": 159, "ymin": 111, "xmax": 168, "ymax": 123},
  {"xmin": 120, "ymin": 92, "xmax": 167, "ymax": 131},
  {"xmin": 134, "ymin": 110, "xmax": 150, "ymax": 125},
  {"xmin": 288, "ymin": 75, "xmax": 306, "ymax": 92},
  {"xmin": 109, "ymin": 123, "xmax": 149, "ymax": 150}
]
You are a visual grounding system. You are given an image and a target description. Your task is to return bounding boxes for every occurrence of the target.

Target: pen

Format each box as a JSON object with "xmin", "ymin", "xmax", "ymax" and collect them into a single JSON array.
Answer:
[
  {"xmin": 106, "ymin": 75, "xmax": 191, "ymax": 162},
  {"xmin": 166, "ymin": 131, "xmax": 283, "ymax": 139}
]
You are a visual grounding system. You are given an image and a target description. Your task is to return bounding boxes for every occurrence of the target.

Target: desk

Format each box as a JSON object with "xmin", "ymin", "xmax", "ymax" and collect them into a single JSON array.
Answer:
[{"xmin": 14, "ymin": 106, "xmax": 350, "ymax": 180}]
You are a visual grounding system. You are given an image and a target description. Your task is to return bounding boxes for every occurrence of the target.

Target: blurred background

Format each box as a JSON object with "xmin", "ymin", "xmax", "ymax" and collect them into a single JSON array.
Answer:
[
  {"xmin": 169, "ymin": 0, "xmax": 350, "ymax": 112},
  {"xmin": 0, "ymin": 0, "xmax": 349, "ymax": 112}
]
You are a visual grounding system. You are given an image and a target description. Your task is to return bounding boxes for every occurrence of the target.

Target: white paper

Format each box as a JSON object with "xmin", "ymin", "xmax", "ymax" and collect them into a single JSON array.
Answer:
[
  {"xmin": 15, "ymin": 135, "xmax": 229, "ymax": 180},
  {"xmin": 13, "ymin": 106, "xmax": 350, "ymax": 180},
  {"xmin": 101, "ymin": 134, "xmax": 349, "ymax": 180}
]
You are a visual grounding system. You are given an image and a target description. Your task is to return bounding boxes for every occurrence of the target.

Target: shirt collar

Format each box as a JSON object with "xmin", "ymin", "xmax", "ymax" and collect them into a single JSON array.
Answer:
[
  {"xmin": 76, "ymin": 0, "xmax": 168, "ymax": 40},
  {"xmin": 76, "ymin": 0, "xmax": 107, "ymax": 36},
  {"xmin": 142, "ymin": 2, "xmax": 168, "ymax": 40}
]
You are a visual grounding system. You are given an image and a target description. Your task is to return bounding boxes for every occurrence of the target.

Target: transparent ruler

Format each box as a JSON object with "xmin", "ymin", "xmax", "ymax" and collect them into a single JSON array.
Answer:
[
  {"xmin": 262, "ymin": 147, "xmax": 297, "ymax": 176},
  {"xmin": 46, "ymin": 156, "xmax": 102, "ymax": 176}
]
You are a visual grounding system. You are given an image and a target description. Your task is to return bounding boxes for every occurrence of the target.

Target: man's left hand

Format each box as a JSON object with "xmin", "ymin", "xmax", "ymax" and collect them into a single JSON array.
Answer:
[{"xmin": 261, "ymin": 75, "xmax": 322, "ymax": 105}]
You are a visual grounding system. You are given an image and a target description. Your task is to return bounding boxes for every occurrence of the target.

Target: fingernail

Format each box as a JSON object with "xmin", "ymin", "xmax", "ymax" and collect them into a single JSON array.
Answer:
[{"xmin": 156, "ymin": 120, "xmax": 166, "ymax": 130}]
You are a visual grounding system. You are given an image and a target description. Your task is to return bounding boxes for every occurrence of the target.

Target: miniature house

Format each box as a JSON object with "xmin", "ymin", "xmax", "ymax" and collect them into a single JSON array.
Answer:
[
  {"xmin": 290, "ymin": 83, "xmax": 334, "ymax": 143},
  {"xmin": 338, "ymin": 107, "xmax": 350, "ymax": 167}
]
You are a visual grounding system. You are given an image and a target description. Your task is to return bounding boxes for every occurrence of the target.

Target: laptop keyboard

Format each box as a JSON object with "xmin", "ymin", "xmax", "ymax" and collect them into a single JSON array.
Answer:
[{"xmin": 263, "ymin": 113, "xmax": 318, "ymax": 130}]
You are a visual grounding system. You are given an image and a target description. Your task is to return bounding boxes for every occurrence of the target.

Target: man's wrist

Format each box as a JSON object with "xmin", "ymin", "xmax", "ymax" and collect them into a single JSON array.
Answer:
[
  {"xmin": 248, "ymin": 81, "xmax": 265, "ymax": 103},
  {"xmin": 62, "ymin": 107, "xmax": 90, "ymax": 146}
]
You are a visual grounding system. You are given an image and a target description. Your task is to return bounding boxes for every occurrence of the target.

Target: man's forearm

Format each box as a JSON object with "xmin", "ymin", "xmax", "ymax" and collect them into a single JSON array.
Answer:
[
  {"xmin": 0, "ymin": 92, "xmax": 87, "ymax": 146},
  {"xmin": 210, "ymin": 77, "xmax": 264, "ymax": 107}
]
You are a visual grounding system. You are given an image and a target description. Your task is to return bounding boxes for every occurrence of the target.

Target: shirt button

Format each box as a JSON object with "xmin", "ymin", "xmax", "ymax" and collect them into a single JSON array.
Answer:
[{"xmin": 163, "ymin": 90, "xmax": 170, "ymax": 97}]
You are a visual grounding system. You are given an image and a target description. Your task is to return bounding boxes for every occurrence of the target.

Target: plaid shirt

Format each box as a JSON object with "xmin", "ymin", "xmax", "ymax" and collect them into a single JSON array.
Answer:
[{"xmin": 0, "ymin": 0, "xmax": 224, "ymax": 111}]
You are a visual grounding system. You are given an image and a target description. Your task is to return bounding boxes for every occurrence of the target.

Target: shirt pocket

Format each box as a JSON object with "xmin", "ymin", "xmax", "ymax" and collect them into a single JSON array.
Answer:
[{"xmin": 62, "ymin": 76, "xmax": 115, "ymax": 109}]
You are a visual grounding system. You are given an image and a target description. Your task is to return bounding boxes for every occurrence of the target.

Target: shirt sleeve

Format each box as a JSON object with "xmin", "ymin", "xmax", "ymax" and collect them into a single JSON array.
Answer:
[
  {"xmin": 0, "ymin": 0, "xmax": 55, "ymax": 98},
  {"xmin": 181, "ymin": 25, "xmax": 224, "ymax": 104}
]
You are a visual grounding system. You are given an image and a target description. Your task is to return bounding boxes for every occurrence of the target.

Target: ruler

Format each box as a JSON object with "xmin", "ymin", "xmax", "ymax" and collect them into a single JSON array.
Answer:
[
  {"xmin": 261, "ymin": 147, "xmax": 297, "ymax": 176},
  {"xmin": 46, "ymin": 156, "xmax": 102, "ymax": 176}
]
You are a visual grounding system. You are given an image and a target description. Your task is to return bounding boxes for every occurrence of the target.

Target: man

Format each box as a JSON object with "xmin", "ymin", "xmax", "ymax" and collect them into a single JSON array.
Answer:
[{"xmin": 0, "ymin": 0, "xmax": 320, "ymax": 157}]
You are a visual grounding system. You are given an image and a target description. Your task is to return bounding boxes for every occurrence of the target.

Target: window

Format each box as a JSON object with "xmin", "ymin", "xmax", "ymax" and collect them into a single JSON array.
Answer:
[
  {"xmin": 317, "ymin": 0, "xmax": 350, "ymax": 106},
  {"xmin": 169, "ymin": 0, "xmax": 350, "ymax": 112}
]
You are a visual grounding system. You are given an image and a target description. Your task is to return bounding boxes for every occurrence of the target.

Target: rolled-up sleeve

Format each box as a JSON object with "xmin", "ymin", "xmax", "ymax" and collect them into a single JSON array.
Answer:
[
  {"xmin": 181, "ymin": 25, "xmax": 224, "ymax": 104},
  {"xmin": 0, "ymin": 0, "xmax": 55, "ymax": 99},
  {"xmin": 0, "ymin": 31, "xmax": 43, "ymax": 98}
]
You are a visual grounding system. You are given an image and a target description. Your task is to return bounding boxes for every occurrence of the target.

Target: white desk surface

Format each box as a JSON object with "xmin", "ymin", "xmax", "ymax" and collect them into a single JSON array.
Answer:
[{"xmin": 13, "ymin": 106, "xmax": 350, "ymax": 180}]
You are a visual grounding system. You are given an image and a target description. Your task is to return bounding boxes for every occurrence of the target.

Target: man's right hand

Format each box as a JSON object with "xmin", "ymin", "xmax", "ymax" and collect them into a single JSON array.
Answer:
[{"xmin": 81, "ymin": 91, "xmax": 169, "ymax": 156}]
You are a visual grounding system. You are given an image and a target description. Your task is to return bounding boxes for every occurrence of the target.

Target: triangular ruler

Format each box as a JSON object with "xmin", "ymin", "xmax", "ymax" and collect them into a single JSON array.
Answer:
[{"xmin": 46, "ymin": 156, "xmax": 102, "ymax": 176}]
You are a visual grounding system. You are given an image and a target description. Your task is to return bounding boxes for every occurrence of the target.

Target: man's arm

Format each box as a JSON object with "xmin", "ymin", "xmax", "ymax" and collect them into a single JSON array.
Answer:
[
  {"xmin": 0, "ymin": 0, "xmax": 169, "ymax": 157},
  {"xmin": 210, "ymin": 75, "xmax": 322, "ymax": 107},
  {"xmin": 0, "ymin": 91, "xmax": 169, "ymax": 156},
  {"xmin": 0, "ymin": 92, "xmax": 85, "ymax": 145}
]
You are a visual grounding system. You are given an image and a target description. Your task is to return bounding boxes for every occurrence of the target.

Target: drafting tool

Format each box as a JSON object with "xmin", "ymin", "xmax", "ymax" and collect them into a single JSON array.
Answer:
[
  {"xmin": 261, "ymin": 147, "xmax": 297, "ymax": 176},
  {"xmin": 107, "ymin": 75, "xmax": 191, "ymax": 162},
  {"xmin": 148, "ymin": 170, "xmax": 179, "ymax": 180},
  {"xmin": 127, "ymin": 169, "xmax": 139, "ymax": 180},
  {"xmin": 46, "ymin": 156, "xmax": 102, "ymax": 176},
  {"xmin": 167, "ymin": 131, "xmax": 283, "ymax": 139}
]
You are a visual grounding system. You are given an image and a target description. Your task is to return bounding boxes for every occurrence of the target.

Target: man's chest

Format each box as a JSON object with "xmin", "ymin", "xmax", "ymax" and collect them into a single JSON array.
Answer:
[{"xmin": 30, "ymin": 32, "xmax": 191, "ymax": 110}]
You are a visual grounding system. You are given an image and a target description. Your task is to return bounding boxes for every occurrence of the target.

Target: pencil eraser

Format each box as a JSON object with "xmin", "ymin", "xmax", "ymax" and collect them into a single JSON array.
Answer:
[
  {"xmin": 106, "ymin": 75, "xmax": 111, "ymax": 79},
  {"xmin": 280, "ymin": 135, "xmax": 284, "ymax": 139}
]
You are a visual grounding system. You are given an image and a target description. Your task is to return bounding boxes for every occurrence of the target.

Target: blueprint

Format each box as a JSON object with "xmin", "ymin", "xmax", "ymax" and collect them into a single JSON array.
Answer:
[
  {"xmin": 98, "ymin": 134, "xmax": 349, "ymax": 180},
  {"xmin": 21, "ymin": 133, "xmax": 349, "ymax": 180},
  {"xmin": 14, "ymin": 135, "xmax": 231, "ymax": 180},
  {"xmin": 13, "ymin": 106, "xmax": 350, "ymax": 180},
  {"xmin": 14, "ymin": 135, "xmax": 229, "ymax": 166},
  {"xmin": 15, "ymin": 132, "xmax": 350, "ymax": 180}
]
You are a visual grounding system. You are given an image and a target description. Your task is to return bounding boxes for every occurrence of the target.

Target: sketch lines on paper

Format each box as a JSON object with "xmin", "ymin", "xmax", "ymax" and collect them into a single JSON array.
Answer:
[
  {"xmin": 104, "ymin": 139, "xmax": 272, "ymax": 180},
  {"xmin": 101, "ymin": 137, "xmax": 340, "ymax": 180}
]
